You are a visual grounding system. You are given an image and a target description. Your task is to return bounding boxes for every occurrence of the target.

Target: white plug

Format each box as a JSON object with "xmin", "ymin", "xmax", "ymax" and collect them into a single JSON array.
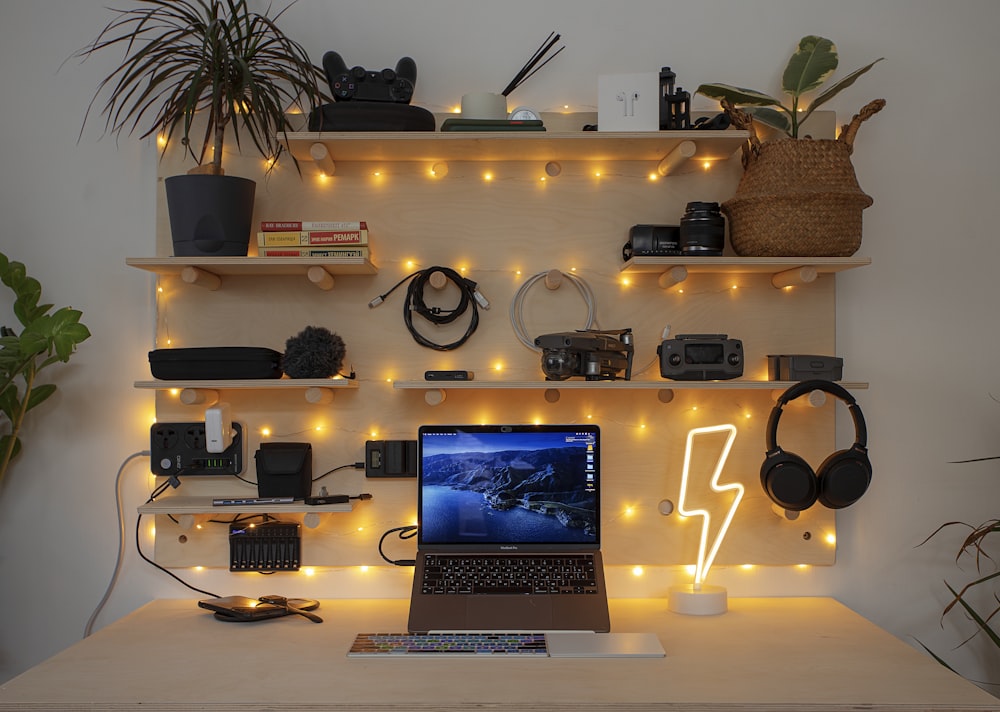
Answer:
[{"xmin": 205, "ymin": 403, "xmax": 234, "ymax": 453}]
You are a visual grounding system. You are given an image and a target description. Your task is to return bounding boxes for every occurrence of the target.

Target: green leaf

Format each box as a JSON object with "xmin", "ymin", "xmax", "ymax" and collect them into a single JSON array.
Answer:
[
  {"xmin": 0, "ymin": 384, "xmax": 17, "ymax": 421},
  {"xmin": 695, "ymin": 83, "xmax": 784, "ymax": 108},
  {"xmin": 782, "ymin": 36, "xmax": 839, "ymax": 99},
  {"xmin": 26, "ymin": 383, "xmax": 56, "ymax": 411},
  {"xmin": 746, "ymin": 107, "xmax": 793, "ymax": 134},
  {"xmin": 802, "ymin": 58, "xmax": 885, "ymax": 122},
  {"xmin": 0, "ymin": 434, "xmax": 22, "ymax": 462},
  {"xmin": 18, "ymin": 330, "xmax": 49, "ymax": 358},
  {"xmin": 945, "ymin": 581, "xmax": 1000, "ymax": 649}
]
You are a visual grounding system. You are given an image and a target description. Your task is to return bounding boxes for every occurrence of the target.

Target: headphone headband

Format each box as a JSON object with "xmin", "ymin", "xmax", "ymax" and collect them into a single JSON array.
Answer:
[{"xmin": 766, "ymin": 380, "xmax": 867, "ymax": 452}]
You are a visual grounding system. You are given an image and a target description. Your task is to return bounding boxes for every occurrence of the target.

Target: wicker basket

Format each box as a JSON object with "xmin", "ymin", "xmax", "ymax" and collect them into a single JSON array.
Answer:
[{"xmin": 722, "ymin": 99, "xmax": 885, "ymax": 257}]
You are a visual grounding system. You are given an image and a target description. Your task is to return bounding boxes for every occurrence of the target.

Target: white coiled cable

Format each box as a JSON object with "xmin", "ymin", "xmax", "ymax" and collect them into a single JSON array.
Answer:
[{"xmin": 509, "ymin": 270, "xmax": 597, "ymax": 350}]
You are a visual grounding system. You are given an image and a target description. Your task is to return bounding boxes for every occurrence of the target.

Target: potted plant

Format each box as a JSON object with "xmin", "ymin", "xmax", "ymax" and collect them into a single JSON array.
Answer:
[
  {"xmin": 1, "ymin": 252, "xmax": 91, "ymax": 488},
  {"xmin": 696, "ymin": 36, "xmax": 885, "ymax": 257},
  {"xmin": 73, "ymin": 0, "xmax": 327, "ymax": 257},
  {"xmin": 918, "ymin": 456, "xmax": 999, "ymax": 691}
]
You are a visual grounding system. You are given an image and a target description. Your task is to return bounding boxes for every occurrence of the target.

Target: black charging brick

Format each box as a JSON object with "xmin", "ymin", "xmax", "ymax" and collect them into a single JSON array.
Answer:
[{"xmin": 228, "ymin": 521, "xmax": 300, "ymax": 572}]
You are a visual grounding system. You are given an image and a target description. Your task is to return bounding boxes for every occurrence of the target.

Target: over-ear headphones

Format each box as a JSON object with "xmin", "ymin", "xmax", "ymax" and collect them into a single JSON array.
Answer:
[{"xmin": 761, "ymin": 380, "xmax": 871, "ymax": 511}]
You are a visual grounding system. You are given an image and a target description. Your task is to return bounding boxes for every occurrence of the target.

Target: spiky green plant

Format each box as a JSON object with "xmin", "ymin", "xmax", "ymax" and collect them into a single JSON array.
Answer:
[
  {"xmin": 72, "ymin": 0, "xmax": 327, "ymax": 174},
  {"xmin": 696, "ymin": 35, "xmax": 883, "ymax": 138},
  {"xmin": 0, "ymin": 252, "xmax": 91, "ymax": 488}
]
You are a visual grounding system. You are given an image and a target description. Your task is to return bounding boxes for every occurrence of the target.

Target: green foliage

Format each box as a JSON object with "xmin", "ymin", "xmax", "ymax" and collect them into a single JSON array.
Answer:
[
  {"xmin": 919, "ymin": 500, "xmax": 1000, "ymax": 688},
  {"xmin": 696, "ymin": 35, "xmax": 883, "ymax": 138},
  {"xmin": 0, "ymin": 252, "xmax": 91, "ymax": 488},
  {"xmin": 72, "ymin": 0, "xmax": 328, "ymax": 173}
]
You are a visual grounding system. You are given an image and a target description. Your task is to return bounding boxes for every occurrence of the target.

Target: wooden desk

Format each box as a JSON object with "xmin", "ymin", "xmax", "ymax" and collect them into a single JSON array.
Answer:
[{"xmin": 0, "ymin": 597, "xmax": 996, "ymax": 711}]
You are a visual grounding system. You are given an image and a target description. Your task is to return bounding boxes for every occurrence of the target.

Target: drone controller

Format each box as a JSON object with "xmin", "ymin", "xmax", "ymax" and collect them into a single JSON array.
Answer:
[{"xmin": 322, "ymin": 51, "xmax": 416, "ymax": 103}]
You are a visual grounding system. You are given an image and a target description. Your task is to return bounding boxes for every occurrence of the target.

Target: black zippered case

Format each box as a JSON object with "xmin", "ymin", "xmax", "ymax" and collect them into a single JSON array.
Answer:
[{"xmin": 149, "ymin": 347, "xmax": 283, "ymax": 380}]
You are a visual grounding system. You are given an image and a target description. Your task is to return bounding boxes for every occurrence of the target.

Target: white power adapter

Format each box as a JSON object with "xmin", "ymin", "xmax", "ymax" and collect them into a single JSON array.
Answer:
[{"xmin": 205, "ymin": 403, "xmax": 234, "ymax": 453}]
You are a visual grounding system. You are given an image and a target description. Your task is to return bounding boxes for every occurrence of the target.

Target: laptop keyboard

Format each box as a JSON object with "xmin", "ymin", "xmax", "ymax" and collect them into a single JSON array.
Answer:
[{"xmin": 420, "ymin": 554, "xmax": 599, "ymax": 595}]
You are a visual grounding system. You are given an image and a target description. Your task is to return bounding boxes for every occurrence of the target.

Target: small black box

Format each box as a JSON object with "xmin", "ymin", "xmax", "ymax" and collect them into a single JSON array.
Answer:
[
  {"xmin": 254, "ymin": 442, "xmax": 312, "ymax": 498},
  {"xmin": 767, "ymin": 354, "xmax": 844, "ymax": 381}
]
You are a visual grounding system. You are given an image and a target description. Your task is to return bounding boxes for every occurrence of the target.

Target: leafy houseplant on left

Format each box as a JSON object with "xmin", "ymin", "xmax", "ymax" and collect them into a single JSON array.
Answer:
[
  {"xmin": 73, "ymin": 0, "xmax": 327, "ymax": 256},
  {"xmin": 0, "ymin": 252, "xmax": 91, "ymax": 488}
]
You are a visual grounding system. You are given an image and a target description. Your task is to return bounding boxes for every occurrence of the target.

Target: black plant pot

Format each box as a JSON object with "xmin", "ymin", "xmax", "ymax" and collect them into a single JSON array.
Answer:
[{"xmin": 164, "ymin": 174, "xmax": 256, "ymax": 257}]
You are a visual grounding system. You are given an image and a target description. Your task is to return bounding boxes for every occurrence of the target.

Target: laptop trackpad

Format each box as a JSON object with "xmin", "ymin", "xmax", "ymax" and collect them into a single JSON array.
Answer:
[{"xmin": 467, "ymin": 596, "xmax": 553, "ymax": 630}]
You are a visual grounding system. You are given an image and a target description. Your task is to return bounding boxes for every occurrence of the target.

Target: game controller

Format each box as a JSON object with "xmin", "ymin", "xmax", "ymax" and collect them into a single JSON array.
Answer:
[{"xmin": 322, "ymin": 51, "xmax": 416, "ymax": 103}]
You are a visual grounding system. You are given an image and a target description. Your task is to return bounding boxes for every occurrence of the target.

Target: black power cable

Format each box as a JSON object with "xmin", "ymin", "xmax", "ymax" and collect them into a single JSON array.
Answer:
[{"xmin": 368, "ymin": 266, "xmax": 488, "ymax": 350}]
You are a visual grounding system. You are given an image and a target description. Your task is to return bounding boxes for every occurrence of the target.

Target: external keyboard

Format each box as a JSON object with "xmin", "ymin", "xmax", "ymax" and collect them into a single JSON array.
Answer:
[
  {"xmin": 420, "ymin": 554, "xmax": 598, "ymax": 595},
  {"xmin": 348, "ymin": 632, "xmax": 548, "ymax": 656}
]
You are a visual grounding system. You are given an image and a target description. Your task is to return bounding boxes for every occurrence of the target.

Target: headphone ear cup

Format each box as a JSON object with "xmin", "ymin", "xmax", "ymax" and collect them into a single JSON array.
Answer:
[
  {"xmin": 760, "ymin": 449, "xmax": 818, "ymax": 512},
  {"xmin": 815, "ymin": 445, "xmax": 872, "ymax": 509}
]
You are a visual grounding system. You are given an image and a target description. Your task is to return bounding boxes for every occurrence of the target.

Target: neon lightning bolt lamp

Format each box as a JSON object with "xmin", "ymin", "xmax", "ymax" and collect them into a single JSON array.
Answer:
[{"xmin": 669, "ymin": 423, "xmax": 743, "ymax": 616}]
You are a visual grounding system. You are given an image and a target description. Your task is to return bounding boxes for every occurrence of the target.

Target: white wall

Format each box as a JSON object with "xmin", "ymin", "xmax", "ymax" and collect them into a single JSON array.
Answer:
[{"xmin": 1, "ymin": 0, "xmax": 998, "ymax": 693}]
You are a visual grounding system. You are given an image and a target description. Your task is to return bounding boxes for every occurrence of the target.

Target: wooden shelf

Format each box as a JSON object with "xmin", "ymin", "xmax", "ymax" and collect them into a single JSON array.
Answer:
[
  {"xmin": 394, "ymin": 380, "xmax": 868, "ymax": 391},
  {"xmin": 135, "ymin": 378, "xmax": 356, "ymax": 391},
  {"xmin": 394, "ymin": 379, "xmax": 869, "ymax": 405},
  {"xmin": 137, "ymin": 495, "xmax": 352, "ymax": 515},
  {"xmin": 135, "ymin": 378, "xmax": 356, "ymax": 405},
  {"xmin": 621, "ymin": 256, "xmax": 872, "ymax": 289},
  {"xmin": 126, "ymin": 256, "xmax": 377, "ymax": 290},
  {"xmin": 283, "ymin": 129, "xmax": 750, "ymax": 176}
]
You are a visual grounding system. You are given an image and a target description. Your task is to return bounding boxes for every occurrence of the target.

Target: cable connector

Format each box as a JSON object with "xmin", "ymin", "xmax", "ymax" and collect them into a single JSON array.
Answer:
[
  {"xmin": 368, "ymin": 295, "xmax": 384, "ymax": 308},
  {"xmin": 474, "ymin": 289, "xmax": 490, "ymax": 310}
]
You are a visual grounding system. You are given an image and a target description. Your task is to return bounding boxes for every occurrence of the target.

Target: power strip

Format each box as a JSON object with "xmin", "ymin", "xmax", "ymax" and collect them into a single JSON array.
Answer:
[{"xmin": 150, "ymin": 422, "xmax": 244, "ymax": 476}]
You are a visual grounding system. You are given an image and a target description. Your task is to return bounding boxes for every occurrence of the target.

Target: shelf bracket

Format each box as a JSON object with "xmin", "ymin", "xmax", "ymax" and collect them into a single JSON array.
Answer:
[
  {"xmin": 771, "ymin": 266, "xmax": 818, "ymax": 289},
  {"xmin": 310, "ymin": 142, "xmax": 335, "ymax": 176},
  {"xmin": 656, "ymin": 265, "xmax": 689, "ymax": 290},
  {"xmin": 424, "ymin": 388, "xmax": 446, "ymax": 406},
  {"xmin": 657, "ymin": 140, "xmax": 697, "ymax": 176},
  {"xmin": 181, "ymin": 266, "xmax": 222, "ymax": 291},
  {"xmin": 306, "ymin": 265, "xmax": 336, "ymax": 291},
  {"xmin": 179, "ymin": 388, "xmax": 219, "ymax": 406},
  {"xmin": 304, "ymin": 387, "xmax": 335, "ymax": 405}
]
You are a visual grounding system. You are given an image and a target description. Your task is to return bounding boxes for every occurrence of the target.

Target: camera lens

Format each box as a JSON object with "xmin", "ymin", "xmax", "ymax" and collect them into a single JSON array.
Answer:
[{"xmin": 679, "ymin": 201, "xmax": 725, "ymax": 256}]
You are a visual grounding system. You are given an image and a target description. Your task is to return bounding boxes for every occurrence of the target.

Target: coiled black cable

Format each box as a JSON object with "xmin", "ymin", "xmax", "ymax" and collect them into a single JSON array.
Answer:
[{"xmin": 369, "ymin": 265, "xmax": 487, "ymax": 350}]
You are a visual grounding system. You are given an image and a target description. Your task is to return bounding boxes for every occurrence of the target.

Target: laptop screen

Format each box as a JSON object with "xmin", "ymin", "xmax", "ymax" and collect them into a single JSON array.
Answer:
[{"xmin": 417, "ymin": 424, "xmax": 600, "ymax": 548}]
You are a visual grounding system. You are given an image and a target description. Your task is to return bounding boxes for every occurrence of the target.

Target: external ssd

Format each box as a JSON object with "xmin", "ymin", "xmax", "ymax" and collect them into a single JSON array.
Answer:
[{"xmin": 424, "ymin": 370, "xmax": 474, "ymax": 381}]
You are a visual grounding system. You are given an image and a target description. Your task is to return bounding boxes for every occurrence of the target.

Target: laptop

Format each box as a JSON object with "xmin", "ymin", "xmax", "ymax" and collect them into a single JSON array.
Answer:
[{"xmin": 407, "ymin": 424, "xmax": 611, "ymax": 633}]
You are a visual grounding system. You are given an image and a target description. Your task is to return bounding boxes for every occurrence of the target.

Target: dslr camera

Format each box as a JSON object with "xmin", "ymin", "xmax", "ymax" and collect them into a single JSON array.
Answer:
[
  {"xmin": 658, "ymin": 333, "xmax": 743, "ymax": 381},
  {"xmin": 535, "ymin": 328, "xmax": 634, "ymax": 381}
]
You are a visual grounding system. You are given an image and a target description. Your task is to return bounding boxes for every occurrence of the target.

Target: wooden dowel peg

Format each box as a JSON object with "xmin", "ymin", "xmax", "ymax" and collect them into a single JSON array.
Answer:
[
  {"xmin": 771, "ymin": 266, "xmax": 818, "ymax": 289},
  {"xmin": 180, "ymin": 266, "xmax": 221, "ymax": 291},
  {"xmin": 771, "ymin": 502, "xmax": 800, "ymax": 520},
  {"xmin": 544, "ymin": 269, "xmax": 563, "ymax": 290},
  {"xmin": 657, "ymin": 140, "xmax": 697, "ymax": 176},
  {"xmin": 544, "ymin": 161, "xmax": 562, "ymax": 177},
  {"xmin": 303, "ymin": 512, "xmax": 321, "ymax": 529},
  {"xmin": 304, "ymin": 387, "xmax": 334, "ymax": 405},
  {"xmin": 306, "ymin": 265, "xmax": 336, "ymax": 291},
  {"xmin": 310, "ymin": 142, "xmax": 336, "ymax": 176},
  {"xmin": 657, "ymin": 388, "xmax": 675, "ymax": 403},
  {"xmin": 424, "ymin": 388, "xmax": 446, "ymax": 406},
  {"xmin": 544, "ymin": 388, "xmax": 561, "ymax": 403},
  {"xmin": 428, "ymin": 270, "xmax": 448, "ymax": 290},
  {"xmin": 657, "ymin": 266, "xmax": 688, "ymax": 290},
  {"xmin": 180, "ymin": 388, "xmax": 219, "ymax": 406},
  {"xmin": 431, "ymin": 162, "xmax": 449, "ymax": 177}
]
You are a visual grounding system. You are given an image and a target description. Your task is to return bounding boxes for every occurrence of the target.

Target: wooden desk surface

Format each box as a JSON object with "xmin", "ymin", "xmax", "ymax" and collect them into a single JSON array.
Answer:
[{"xmin": 0, "ymin": 597, "xmax": 996, "ymax": 711}]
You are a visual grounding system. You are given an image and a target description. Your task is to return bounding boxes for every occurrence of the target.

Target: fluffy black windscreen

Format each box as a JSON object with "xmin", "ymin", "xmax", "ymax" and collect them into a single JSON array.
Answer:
[{"xmin": 282, "ymin": 326, "xmax": 346, "ymax": 378}]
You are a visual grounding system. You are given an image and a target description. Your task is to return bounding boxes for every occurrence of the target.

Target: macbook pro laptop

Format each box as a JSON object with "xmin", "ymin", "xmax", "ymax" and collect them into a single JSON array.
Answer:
[{"xmin": 407, "ymin": 424, "xmax": 611, "ymax": 633}]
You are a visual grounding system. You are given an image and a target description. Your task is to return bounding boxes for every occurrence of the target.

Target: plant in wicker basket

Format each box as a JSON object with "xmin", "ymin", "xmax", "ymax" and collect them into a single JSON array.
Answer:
[{"xmin": 696, "ymin": 36, "xmax": 886, "ymax": 257}]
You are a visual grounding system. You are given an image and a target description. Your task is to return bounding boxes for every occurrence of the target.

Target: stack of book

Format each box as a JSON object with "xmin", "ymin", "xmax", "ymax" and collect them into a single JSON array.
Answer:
[{"xmin": 256, "ymin": 221, "xmax": 370, "ymax": 258}]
